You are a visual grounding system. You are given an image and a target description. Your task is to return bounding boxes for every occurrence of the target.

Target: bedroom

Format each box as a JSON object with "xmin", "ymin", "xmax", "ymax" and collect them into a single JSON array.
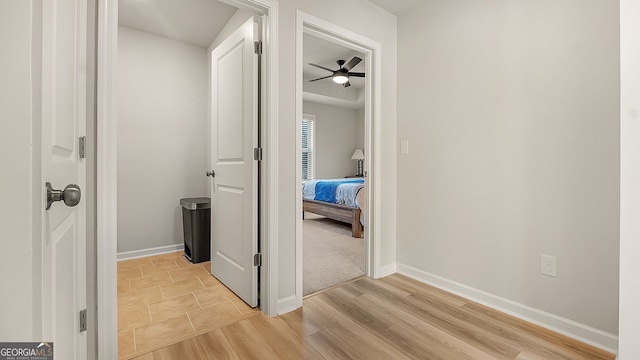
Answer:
[{"xmin": 301, "ymin": 32, "xmax": 367, "ymax": 295}]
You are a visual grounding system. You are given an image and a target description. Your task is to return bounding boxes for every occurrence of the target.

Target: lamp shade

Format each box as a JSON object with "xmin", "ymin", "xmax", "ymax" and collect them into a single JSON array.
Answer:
[{"xmin": 351, "ymin": 148, "xmax": 365, "ymax": 160}]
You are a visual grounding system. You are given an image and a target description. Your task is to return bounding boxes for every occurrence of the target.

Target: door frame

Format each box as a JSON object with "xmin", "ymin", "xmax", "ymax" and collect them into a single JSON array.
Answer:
[
  {"xmin": 95, "ymin": 0, "xmax": 279, "ymax": 357},
  {"xmin": 295, "ymin": 11, "xmax": 383, "ymax": 306}
]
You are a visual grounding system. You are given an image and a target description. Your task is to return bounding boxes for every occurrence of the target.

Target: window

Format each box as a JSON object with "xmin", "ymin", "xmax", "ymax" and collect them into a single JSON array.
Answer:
[{"xmin": 301, "ymin": 115, "xmax": 315, "ymax": 181}]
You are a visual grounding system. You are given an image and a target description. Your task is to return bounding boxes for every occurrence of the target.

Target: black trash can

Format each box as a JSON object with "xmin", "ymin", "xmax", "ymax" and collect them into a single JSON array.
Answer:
[{"xmin": 180, "ymin": 197, "xmax": 211, "ymax": 264}]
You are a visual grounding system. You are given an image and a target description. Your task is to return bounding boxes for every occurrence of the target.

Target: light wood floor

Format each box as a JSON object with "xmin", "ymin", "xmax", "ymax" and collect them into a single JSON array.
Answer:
[
  {"xmin": 130, "ymin": 274, "xmax": 615, "ymax": 360},
  {"xmin": 117, "ymin": 252, "xmax": 258, "ymax": 359}
]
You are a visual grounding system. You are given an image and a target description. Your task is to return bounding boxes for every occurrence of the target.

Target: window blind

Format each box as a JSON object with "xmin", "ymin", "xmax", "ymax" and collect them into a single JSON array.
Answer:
[{"xmin": 301, "ymin": 118, "xmax": 314, "ymax": 180}]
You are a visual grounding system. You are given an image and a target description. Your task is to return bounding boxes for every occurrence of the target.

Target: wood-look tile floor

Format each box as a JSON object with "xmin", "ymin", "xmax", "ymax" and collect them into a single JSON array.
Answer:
[
  {"xmin": 117, "ymin": 251, "xmax": 259, "ymax": 359},
  {"xmin": 129, "ymin": 274, "xmax": 615, "ymax": 360}
]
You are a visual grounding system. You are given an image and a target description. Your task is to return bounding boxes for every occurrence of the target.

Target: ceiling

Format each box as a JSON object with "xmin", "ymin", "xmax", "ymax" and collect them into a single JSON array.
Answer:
[
  {"xmin": 118, "ymin": 0, "xmax": 236, "ymax": 48},
  {"xmin": 366, "ymin": 0, "xmax": 424, "ymax": 16}
]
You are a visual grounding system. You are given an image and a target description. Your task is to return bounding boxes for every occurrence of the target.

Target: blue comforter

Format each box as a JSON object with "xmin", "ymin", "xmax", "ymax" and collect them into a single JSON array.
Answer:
[{"xmin": 302, "ymin": 178, "xmax": 364, "ymax": 207}]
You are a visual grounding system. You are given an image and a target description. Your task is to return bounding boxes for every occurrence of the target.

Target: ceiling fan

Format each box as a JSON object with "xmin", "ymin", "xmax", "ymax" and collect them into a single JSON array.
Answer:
[{"xmin": 308, "ymin": 56, "xmax": 365, "ymax": 88}]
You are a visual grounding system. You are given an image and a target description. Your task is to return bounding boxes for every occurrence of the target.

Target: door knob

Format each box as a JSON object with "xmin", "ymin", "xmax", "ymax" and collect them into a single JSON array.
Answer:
[
  {"xmin": 206, "ymin": 170, "xmax": 215, "ymax": 177},
  {"xmin": 46, "ymin": 182, "xmax": 81, "ymax": 210}
]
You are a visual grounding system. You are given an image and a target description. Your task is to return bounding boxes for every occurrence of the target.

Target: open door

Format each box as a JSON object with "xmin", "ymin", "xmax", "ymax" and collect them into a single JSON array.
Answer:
[
  {"xmin": 209, "ymin": 17, "xmax": 259, "ymax": 307},
  {"xmin": 41, "ymin": 0, "xmax": 87, "ymax": 358}
]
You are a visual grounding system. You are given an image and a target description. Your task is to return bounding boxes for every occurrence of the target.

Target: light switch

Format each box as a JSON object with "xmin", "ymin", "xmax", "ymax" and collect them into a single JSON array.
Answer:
[{"xmin": 400, "ymin": 140, "xmax": 409, "ymax": 154}]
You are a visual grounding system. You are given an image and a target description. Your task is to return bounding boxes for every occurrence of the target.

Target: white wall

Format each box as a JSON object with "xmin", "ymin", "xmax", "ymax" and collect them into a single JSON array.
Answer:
[
  {"xmin": 356, "ymin": 108, "xmax": 365, "ymax": 149},
  {"xmin": 117, "ymin": 27, "xmax": 208, "ymax": 253},
  {"xmin": 619, "ymin": 0, "xmax": 640, "ymax": 357},
  {"xmin": 0, "ymin": 0, "xmax": 35, "ymax": 340},
  {"xmin": 396, "ymin": 0, "xmax": 619, "ymax": 341},
  {"xmin": 276, "ymin": 0, "xmax": 397, "ymax": 306},
  {"xmin": 303, "ymin": 101, "xmax": 362, "ymax": 178}
]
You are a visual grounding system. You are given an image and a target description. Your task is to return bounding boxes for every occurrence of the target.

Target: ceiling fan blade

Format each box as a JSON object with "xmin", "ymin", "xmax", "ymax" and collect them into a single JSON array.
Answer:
[
  {"xmin": 308, "ymin": 75, "xmax": 333, "ymax": 82},
  {"xmin": 342, "ymin": 57, "xmax": 362, "ymax": 71},
  {"xmin": 343, "ymin": 81, "xmax": 351, "ymax": 88},
  {"xmin": 308, "ymin": 63, "xmax": 336, "ymax": 73},
  {"xmin": 348, "ymin": 72, "xmax": 365, "ymax": 77}
]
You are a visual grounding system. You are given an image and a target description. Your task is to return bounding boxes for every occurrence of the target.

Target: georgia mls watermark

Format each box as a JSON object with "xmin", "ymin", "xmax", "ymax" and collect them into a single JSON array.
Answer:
[{"xmin": 0, "ymin": 343, "xmax": 53, "ymax": 360}]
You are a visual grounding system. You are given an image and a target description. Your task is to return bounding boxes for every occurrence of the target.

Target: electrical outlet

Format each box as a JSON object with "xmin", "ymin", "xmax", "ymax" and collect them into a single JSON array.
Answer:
[{"xmin": 540, "ymin": 254, "xmax": 557, "ymax": 277}]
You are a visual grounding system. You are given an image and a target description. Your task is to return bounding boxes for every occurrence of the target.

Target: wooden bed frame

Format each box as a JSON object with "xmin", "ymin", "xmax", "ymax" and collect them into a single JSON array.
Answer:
[{"xmin": 303, "ymin": 199, "xmax": 363, "ymax": 238}]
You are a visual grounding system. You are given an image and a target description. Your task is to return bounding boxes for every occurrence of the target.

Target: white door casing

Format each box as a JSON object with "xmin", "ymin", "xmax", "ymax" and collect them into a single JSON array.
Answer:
[
  {"xmin": 41, "ymin": 0, "xmax": 87, "ymax": 358},
  {"xmin": 210, "ymin": 17, "xmax": 259, "ymax": 307},
  {"xmin": 295, "ymin": 12, "xmax": 383, "ymax": 307},
  {"xmin": 96, "ymin": 0, "xmax": 279, "ymax": 356}
]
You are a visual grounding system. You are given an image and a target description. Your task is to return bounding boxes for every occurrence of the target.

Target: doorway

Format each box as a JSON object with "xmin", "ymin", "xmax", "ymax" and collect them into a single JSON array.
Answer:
[
  {"xmin": 115, "ymin": 2, "xmax": 257, "ymax": 357},
  {"xmin": 96, "ymin": 0, "xmax": 279, "ymax": 358},
  {"xmin": 300, "ymin": 33, "xmax": 368, "ymax": 296},
  {"xmin": 295, "ymin": 12, "xmax": 383, "ymax": 305}
]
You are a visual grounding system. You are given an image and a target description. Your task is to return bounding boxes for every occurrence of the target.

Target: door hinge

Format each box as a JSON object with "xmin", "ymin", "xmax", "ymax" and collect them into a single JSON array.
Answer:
[
  {"xmin": 254, "ymin": 41, "xmax": 262, "ymax": 55},
  {"xmin": 253, "ymin": 253, "xmax": 262, "ymax": 267},
  {"xmin": 79, "ymin": 136, "xmax": 86, "ymax": 159},
  {"xmin": 254, "ymin": 147, "xmax": 263, "ymax": 161},
  {"xmin": 79, "ymin": 309, "xmax": 87, "ymax": 332}
]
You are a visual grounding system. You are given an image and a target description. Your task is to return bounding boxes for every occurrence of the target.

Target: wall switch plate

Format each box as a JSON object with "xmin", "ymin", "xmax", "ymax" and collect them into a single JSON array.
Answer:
[
  {"xmin": 400, "ymin": 140, "xmax": 409, "ymax": 154},
  {"xmin": 540, "ymin": 254, "xmax": 557, "ymax": 277}
]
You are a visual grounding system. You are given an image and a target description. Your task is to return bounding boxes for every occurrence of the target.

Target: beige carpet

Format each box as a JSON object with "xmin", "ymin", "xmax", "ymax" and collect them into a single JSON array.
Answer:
[{"xmin": 303, "ymin": 213, "xmax": 365, "ymax": 296}]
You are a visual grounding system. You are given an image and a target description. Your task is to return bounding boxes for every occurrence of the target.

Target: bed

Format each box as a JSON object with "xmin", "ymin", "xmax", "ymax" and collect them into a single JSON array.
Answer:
[{"xmin": 302, "ymin": 178, "xmax": 365, "ymax": 238}]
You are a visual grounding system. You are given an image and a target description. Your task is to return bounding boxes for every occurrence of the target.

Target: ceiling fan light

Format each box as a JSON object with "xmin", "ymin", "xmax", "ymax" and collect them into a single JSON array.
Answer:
[{"xmin": 332, "ymin": 74, "xmax": 349, "ymax": 84}]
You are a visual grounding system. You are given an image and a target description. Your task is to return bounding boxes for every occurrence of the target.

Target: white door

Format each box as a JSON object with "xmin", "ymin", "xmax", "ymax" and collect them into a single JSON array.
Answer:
[
  {"xmin": 210, "ymin": 17, "xmax": 259, "ymax": 307},
  {"xmin": 41, "ymin": 0, "xmax": 87, "ymax": 358}
]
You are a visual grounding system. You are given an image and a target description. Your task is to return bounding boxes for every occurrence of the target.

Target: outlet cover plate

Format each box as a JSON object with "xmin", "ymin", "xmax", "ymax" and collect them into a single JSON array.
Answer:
[{"xmin": 540, "ymin": 254, "xmax": 557, "ymax": 277}]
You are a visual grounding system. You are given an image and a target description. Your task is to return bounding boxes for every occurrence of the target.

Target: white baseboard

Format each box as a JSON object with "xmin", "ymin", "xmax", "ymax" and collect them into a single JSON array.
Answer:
[
  {"xmin": 117, "ymin": 243, "xmax": 185, "ymax": 261},
  {"xmin": 375, "ymin": 261, "xmax": 396, "ymax": 278},
  {"xmin": 277, "ymin": 295, "xmax": 298, "ymax": 315},
  {"xmin": 396, "ymin": 262, "xmax": 618, "ymax": 354}
]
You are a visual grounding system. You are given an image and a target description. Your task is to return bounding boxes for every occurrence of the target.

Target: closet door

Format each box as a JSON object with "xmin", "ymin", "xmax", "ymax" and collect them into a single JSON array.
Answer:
[{"xmin": 209, "ymin": 17, "xmax": 259, "ymax": 307}]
